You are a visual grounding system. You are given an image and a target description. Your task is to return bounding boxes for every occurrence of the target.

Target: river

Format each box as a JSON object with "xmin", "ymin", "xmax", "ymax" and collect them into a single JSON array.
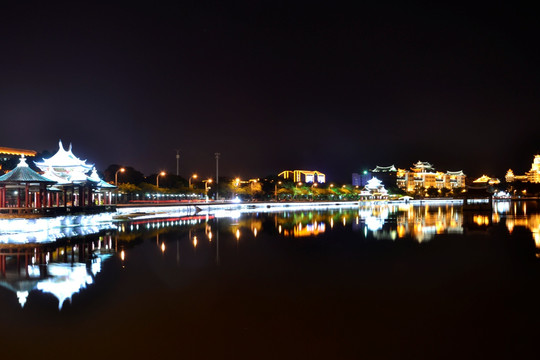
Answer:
[{"xmin": 0, "ymin": 200, "xmax": 538, "ymax": 359}]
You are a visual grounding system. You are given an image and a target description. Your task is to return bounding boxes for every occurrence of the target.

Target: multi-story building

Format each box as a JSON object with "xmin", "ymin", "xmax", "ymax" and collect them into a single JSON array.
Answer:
[
  {"xmin": 352, "ymin": 171, "xmax": 371, "ymax": 187},
  {"xmin": 506, "ymin": 155, "xmax": 540, "ymax": 183},
  {"xmin": 393, "ymin": 161, "xmax": 466, "ymax": 191},
  {"xmin": 278, "ymin": 170, "xmax": 326, "ymax": 183}
]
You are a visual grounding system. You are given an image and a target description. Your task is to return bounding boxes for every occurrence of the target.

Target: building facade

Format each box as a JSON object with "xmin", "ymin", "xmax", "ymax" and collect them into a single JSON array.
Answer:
[
  {"xmin": 391, "ymin": 161, "xmax": 466, "ymax": 191},
  {"xmin": 278, "ymin": 170, "xmax": 326, "ymax": 183},
  {"xmin": 506, "ymin": 155, "xmax": 540, "ymax": 183}
]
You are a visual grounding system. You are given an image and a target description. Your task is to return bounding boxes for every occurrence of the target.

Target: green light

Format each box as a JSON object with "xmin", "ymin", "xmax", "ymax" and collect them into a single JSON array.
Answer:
[{"xmin": 363, "ymin": 170, "xmax": 368, "ymax": 175}]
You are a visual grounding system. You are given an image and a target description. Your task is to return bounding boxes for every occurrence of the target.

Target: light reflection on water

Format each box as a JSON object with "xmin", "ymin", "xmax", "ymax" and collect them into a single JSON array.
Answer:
[{"xmin": 0, "ymin": 200, "xmax": 539, "ymax": 310}]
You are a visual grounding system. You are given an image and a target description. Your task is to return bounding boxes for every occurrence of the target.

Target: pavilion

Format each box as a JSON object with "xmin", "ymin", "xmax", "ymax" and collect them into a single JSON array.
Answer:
[
  {"xmin": 0, "ymin": 156, "xmax": 57, "ymax": 212},
  {"xmin": 0, "ymin": 141, "xmax": 116, "ymax": 216},
  {"xmin": 34, "ymin": 140, "xmax": 116, "ymax": 207},
  {"xmin": 360, "ymin": 177, "xmax": 389, "ymax": 199}
]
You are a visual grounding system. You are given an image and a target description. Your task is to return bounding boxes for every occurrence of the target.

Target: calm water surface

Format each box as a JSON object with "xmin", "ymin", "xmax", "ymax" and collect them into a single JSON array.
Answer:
[{"xmin": 1, "ymin": 201, "xmax": 539, "ymax": 359}]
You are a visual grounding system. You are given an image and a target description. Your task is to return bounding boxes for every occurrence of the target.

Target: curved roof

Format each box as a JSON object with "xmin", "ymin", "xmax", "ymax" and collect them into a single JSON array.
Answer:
[
  {"xmin": 35, "ymin": 140, "xmax": 93, "ymax": 170},
  {"xmin": 372, "ymin": 165, "xmax": 397, "ymax": 172},
  {"xmin": 0, "ymin": 157, "xmax": 56, "ymax": 184}
]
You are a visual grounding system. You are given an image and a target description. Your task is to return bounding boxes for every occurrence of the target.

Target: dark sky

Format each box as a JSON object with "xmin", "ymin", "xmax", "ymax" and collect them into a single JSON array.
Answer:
[{"xmin": 1, "ymin": 1, "xmax": 539, "ymax": 182}]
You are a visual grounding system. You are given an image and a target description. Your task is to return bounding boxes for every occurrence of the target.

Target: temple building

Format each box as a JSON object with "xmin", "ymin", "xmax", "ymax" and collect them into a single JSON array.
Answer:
[
  {"xmin": 359, "ymin": 177, "xmax": 388, "ymax": 199},
  {"xmin": 393, "ymin": 161, "xmax": 466, "ymax": 191},
  {"xmin": 278, "ymin": 170, "xmax": 326, "ymax": 183},
  {"xmin": 0, "ymin": 141, "xmax": 115, "ymax": 215},
  {"xmin": 0, "ymin": 156, "xmax": 57, "ymax": 210},
  {"xmin": 506, "ymin": 155, "xmax": 540, "ymax": 183},
  {"xmin": 473, "ymin": 175, "xmax": 500, "ymax": 185},
  {"xmin": 34, "ymin": 140, "xmax": 115, "ymax": 207}
]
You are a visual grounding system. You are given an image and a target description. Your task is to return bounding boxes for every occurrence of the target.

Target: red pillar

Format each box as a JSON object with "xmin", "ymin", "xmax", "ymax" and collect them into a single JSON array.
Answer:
[
  {"xmin": 25, "ymin": 184, "xmax": 30, "ymax": 207},
  {"xmin": 56, "ymin": 192, "xmax": 60, "ymax": 207}
]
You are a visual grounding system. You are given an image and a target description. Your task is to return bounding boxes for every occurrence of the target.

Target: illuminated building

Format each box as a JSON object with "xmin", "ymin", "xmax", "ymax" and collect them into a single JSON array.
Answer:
[
  {"xmin": 359, "ymin": 177, "xmax": 388, "ymax": 199},
  {"xmin": 0, "ymin": 156, "xmax": 56, "ymax": 209},
  {"xmin": 393, "ymin": 161, "xmax": 466, "ymax": 191},
  {"xmin": 506, "ymin": 155, "xmax": 540, "ymax": 183},
  {"xmin": 473, "ymin": 175, "xmax": 500, "ymax": 185},
  {"xmin": 279, "ymin": 170, "xmax": 326, "ymax": 183},
  {"xmin": 0, "ymin": 146, "xmax": 37, "ymax": 172},
  {"xmin": 34, "ymin": 140, "xmax": 116, "ymax": 207}
]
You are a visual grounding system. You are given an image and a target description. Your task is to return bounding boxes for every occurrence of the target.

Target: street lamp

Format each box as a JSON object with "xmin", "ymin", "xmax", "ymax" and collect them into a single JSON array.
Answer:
[
  {"xmin": 203, "ymin": 179, "xmax": 213, "ymax": 198},
  {"xmin": 156, "ymin": 171, "xmax": 166, "ymax": 188},
  {"xmin": 115, "ymin": 167, "xmax": 125, "ymax": 186},
  {"xmin": 189, "ymin": 174, "xmax": 198, "ymax": 188},
  {"xmin": 274, "ymin": 181, "xmax": 282, "ymax": 199}
]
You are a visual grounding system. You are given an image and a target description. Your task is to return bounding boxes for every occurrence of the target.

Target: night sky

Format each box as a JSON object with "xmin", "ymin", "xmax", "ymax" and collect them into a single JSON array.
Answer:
[{"xmin": 1, "ymin": 2, "xmax": 539, "ymax": 182}]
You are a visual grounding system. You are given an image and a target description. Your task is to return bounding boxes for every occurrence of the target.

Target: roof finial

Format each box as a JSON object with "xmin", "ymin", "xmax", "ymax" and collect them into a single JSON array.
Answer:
[
  {"xmin": 59, "ymin": 139, "xmax": 65, "ymax": 151},
  {"xmin": 18, "ymin": 155, "xmax": 29, "ymax": 167},
  {"xmin": 68, "ymin": 142, "xmax": 73, "ymax": 152}
]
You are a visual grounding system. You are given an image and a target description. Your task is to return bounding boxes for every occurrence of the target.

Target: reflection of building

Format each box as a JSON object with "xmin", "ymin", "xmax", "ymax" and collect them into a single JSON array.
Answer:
[
  {"xmin": 0, "ymin": 233, "xmax": 116, "ymax": 309},
  {"xmin": 506, "ymin": 155, "xmax": 540, "ymax": 183},
  {"xmin": 394, "ymin": 161, "xmax": 466, "ymax": 191},
  {"xmin": 278, "ymin": 170, "xmax": 326, "ymax": 183}
]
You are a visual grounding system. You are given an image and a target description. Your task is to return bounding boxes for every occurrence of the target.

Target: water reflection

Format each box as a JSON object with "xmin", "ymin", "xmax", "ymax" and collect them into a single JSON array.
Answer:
[
  {"xmin": 0, "ymin": 233, "xmax": 116, "ymax": 309},
  {"xmin": 0, "ymin": 213, "xmax": 115, "ymax": 244},
  {"xmin": 2, "ymin": 201, "xmax": 540, "ymax": 311}
]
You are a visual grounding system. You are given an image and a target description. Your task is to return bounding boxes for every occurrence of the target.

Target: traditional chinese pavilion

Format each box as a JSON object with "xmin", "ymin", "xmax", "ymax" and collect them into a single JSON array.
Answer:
[
  {"xmin": 0, "ymin": 156, "xmax": 56, "ymax": 210},
  {"xmin": 0, "ymin": 141, "xmax": 116, "ymax": 216},
  {"xmin": 34, "ymin": 140, "xmax": 115, "ymax": 207}
]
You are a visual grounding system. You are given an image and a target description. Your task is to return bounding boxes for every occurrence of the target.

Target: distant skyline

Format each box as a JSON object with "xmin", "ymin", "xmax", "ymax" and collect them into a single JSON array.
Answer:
[{"xmin": 1, "ymin": 2, "xmax": 539, "ymax": 182}]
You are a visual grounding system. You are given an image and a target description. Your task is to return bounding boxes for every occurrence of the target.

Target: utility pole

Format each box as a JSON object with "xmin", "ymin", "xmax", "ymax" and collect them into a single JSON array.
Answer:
[
  {"xmin": 215, "ymin": 152, "xmax": 220, "ymax": 200},
  {"xmin": 176, "ymin": 149, "xmax": 180, "ymax": 176}
]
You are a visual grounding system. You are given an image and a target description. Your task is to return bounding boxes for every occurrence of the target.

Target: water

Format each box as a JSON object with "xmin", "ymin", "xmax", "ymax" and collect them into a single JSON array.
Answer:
[{"xmin": 0, "ymin": 201, "xmax": 539, "ymax": 359}]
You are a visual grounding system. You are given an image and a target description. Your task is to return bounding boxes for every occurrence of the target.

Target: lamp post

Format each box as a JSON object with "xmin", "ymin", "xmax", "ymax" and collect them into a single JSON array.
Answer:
[
  {"xmin": 214, "ymin": 153, "xmax": 220, "ymax": 200},
  {"xmin": 114, "ymin": 168, "xmax": 125, "ymax": 204},
  {"xmin": 189, "ymin": 174, "xmax": 198, "ymax": 188},
  {"xmin": 203, "ymin": 179, "xmax": 212, "ymax": 200},
  {"xmin": 156, "ymin": 171, "xmax": 166, "ymax": 188},
  {"xmin": 275, "ymin": 181, "xmax": 282, "ymax": 200},
  {"xmin": 115, "ymin": 167, "xmax": 125, "ymax": 186}
]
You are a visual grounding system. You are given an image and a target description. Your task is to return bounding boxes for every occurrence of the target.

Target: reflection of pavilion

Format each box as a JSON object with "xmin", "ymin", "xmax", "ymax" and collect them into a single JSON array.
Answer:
[{"xmin": 0, "ymin": 234, "xmax": 116, "ymax": 309}]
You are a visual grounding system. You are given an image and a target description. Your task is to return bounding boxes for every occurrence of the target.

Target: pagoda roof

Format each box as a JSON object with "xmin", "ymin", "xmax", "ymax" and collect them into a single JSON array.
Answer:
[
  {"xmin": 372, "ymin": 165, "xmax": 397, "ymax": 172},
  {"xmin": 446, "ymin": 170, "xmax": 465, "ymax": 176},
  {"xmin": 0, "ymin": 157, "xmax": 56, "ymax": 184},
  {"xmin": 35, "ymin": 140, "xmax": 93, "ymax": 170}
]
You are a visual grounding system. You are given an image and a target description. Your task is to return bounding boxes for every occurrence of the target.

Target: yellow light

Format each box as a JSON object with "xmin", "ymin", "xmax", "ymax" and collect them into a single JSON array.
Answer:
[
  {"xmin": 193, "ymin": 174, "xmax": 198, "ymax": 179},
  {"xmin": 161, "ymin": 243, "xmax": 166, "ymax": 252},
  {"xmin": 193, "ymin": 236, "xmax": 198, "ymax": 248},
  {"xmin": 160, "ymin": 171, "xmax": 166, "ymax": 176},
  {"xmin": 120, "ymin": 168, "xmax": 125, "ymax": 172},
  {"xmin": 120, "ymin": 250, "xmax": 125, "ymax": 261},
  {"xmin": 253, "ymin": 228, "xmax": 258, "ymax": 237},
  {"xmin": 236, "ymin": 229, "xmax": 240, "ymax": 240},
  {"xmin": 208, "ymin": 232, "xmax": 212, "ymax": 241}
]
